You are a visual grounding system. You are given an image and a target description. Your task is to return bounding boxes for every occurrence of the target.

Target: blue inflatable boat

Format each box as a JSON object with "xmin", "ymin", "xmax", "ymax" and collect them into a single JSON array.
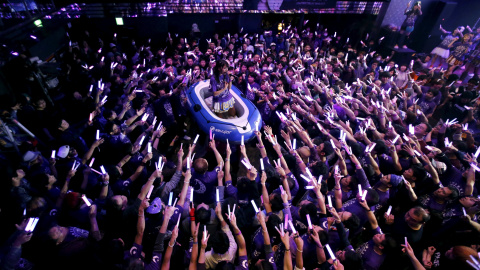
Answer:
[{"xmin": 186, "ymin": 80, "xmax": 262, "ymax": 144}]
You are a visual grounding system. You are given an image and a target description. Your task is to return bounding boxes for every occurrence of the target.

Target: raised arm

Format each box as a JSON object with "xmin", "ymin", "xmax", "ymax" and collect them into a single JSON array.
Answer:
[{"xmin": 135, "ymin": 199, "xmax": 149, "ymax": 245}]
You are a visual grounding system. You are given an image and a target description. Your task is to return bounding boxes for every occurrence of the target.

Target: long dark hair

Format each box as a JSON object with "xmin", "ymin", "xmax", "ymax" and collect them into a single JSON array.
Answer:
[{"xmin": 214, "ymin": 59, "xmax": 229, "ymax": 82}]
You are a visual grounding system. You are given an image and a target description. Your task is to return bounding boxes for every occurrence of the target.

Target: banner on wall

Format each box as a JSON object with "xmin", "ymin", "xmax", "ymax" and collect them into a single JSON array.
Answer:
[{"xmin": 244, "ymin": 0, "xmax": 336, "ymax": 10}]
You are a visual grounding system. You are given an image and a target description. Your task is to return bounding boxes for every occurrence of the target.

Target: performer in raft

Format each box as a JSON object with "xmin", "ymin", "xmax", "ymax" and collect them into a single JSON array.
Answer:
[{"xmin": 210, "ymin": 59, "xmax": 236, "ymax": 119}]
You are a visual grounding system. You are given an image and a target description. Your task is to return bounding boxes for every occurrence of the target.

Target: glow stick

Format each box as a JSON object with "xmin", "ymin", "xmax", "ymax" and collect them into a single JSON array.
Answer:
[
  {"xmin": 90, "ymin": 168, "xmax": 102, "ymax": 175},
  {"xmin": 147, "ymin": 142, "xmax": 152, "ymax": 153},
  {"xmin": 193, "ymin": 134, "xmax": 199, "ymax": 144},
  {"xmin": 469, "ymin": 255, "xmax": 480, "ymax": 268},
  {"xmin": 51, "ymin": 150, "xmax": 56, "ymax": 159},
  {"xmin": 187, "ymin": 157, "xmax": 191, "ymax": 169},
  {"xmin": 168, "ymin": 192, "xmax": 173, "ymax": 206},
  {"xmin": 392, "ymin": 134, "xmax": 400, "ymax": 144},
  {"xmin": 203, "ymin": 225, "xmax": 207, "ymax": 240},
  {"xmin": 251, "ymin": 200, "xmax": 259, "ymax": 213},
  {"xmin": 330, "ymin": 139, "xmax": 336, "ymax": 149},
  {"xmin": 241, "ymin": 135, "xmax": 244, "ymax": 145},
  {"xmin": 25, "ymin": 218, "xmax": 34, "ymax": 232},
  {"xmin": 288, "ymin": 219, "xmax": 297, "ymax": 234},
  {"xmin": 152, "ymin": 117, "xmax": 157, "ymax": 128},
  {"xmin": 475, "ymin": 147, "xmax": 480, "ymax": 159},
  {"xmin": 326, "ymin": 244, "xmax": 336, "ymax": 260},
  {"xmin": 191, "ymin": 153, "xmax": 196, "ymax": 161},
  {"xmin": 334, "ymin": 165, "xmax": 339, "ymax": 175},
  {"xmin": 139, "ymin": 135, "xmax": 146, "ymax": 146},
  {"xmin": 403, "ymin": 134, "xmax": 410, "ymax": 141},
  {"xmin": 147, "ymin": 185, "xmax": 154, "ymax": 199},
  {"xmin": 409, "ymin": 124, "xmax": 414, "ymax": 135},
  {"xmin": 71, "ymin": 161, "xmax": 76, "ymax": 171},
  {"xmin": 156, "ymin": 121, "xmax": 163, "ymax": 131},
  {"xmin": 100, "ymin": 165, "xmax": 106, "ymax": 175},
  {"xmin": 300, "ymin": 174, "xmax": 311, "ymax": 182},
  {"xmin": 471, "ymin": 163, "xmax": 480, "ymax": 172},
  {"xmin": 306, "ymin": 214, "xmax": 313, "ymax": 229},
  {"xmin": 190, "ymin": 189, "xmax": 193, "ymax": 202},
  {"xmin": 405, "ymin": 237, "xmax": 408, "ymax": 248},
  {"xmin": 386, "ymin": 205, "xmax": 392, "ymax": 216},
  {"xmin": 228, "ymin": 204, "xmax": 231, "ymax": 218},
  {"xmin": 216, "ymin": 188, "xmax": 220, "ymax": 202},
  {"xmin": 413, "ymin": 150, "xmax": 421, "ymax": 157},
  {"xmin": 280, "ymin": 186, "xmax": 285, "ymax": 194},
  {"xmin": 82, "ymin": 195, "xmax": 91, "ymax": 207},
  {"xmin": 260, "ymin": 159, "xmax": 264, "ymax": 171},
  {"xmin": 362, "ymin": 190, "xmax": 368, "ymax": 201},
  {"xmin": 96, "ymin": 130, "xmax": 100, "ymax": 140},
  {"xmin": 176, "ymin": 215, "xmax": 181, "ymax": 228},
  {"xmin": 327, "ymin": 195, "xmax": 333, "ymax": 208},
  {"xmin": 463, "ymin": 207, "xmax": 467, "ymax": 216},
  {"xmin": 141, "ymin": 113, "xmax": 149, "ymax": 122},
  {"xmin": 305, "ymin": 186, "xmax": 315, "ymax": 189},
  {"xmin": 358, "ymin": 185, "xmax": 363, "ymax": 197},
  {"xmin": 292, "ymin": 139, "xmax": 296, "ymax": 150},
  {"xmin": 241, "ymin": 159, "xmax": 252, "ymax": 170},
  {"xmin": 209, "ymin": 129, "xmax": 213, "ymax": 140},
  {"xmin": 173, "ymin": 197, "xmax": 178, "ymax": 207},
  {"xmin": 255, "ymin": 121, "xmax": 259, "ymax": 131}
]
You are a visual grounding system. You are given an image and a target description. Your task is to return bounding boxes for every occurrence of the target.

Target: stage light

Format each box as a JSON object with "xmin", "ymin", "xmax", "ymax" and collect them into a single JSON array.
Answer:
[
  {"xmin": 278, "ymin": 23, "xmax": 283, "ymax": 31},
  {"xmin": 115, "ymin": 17, "xmax": 124, "ymax": 25},
  {"xmin": 34, "ymin": 19, "xmax": 43, "ymax": 27}
]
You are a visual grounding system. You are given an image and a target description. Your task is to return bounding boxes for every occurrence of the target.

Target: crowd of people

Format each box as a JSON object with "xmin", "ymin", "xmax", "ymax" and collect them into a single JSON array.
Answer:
[{"xmin": 1, "ymin": 18, "xmax": 480, "ymax": 270}]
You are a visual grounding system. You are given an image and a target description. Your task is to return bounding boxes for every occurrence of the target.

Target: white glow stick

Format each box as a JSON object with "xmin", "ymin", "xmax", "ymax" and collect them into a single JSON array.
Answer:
[
  {"xmin": 89, "ymin": 157, "xmax": 95, "ymax": 167},
  {"xmin": 305, "ymin": 186, "xmax": 315, "ymax": 189},
  {"xmin": 251, "ymin": 200, "xmax": 259, "ymax": 213},
  {"xmin": 413, "ymin": 150, "xmax": 421, "ymax": 157},
  {"xmin": 306, "ymin": 214, "xmax": 313, "ymax": 229},
  {"xmin": 190, "ymin": 189, "xmax": 193, "ymax": 202},
  {"xmin": 147, "ymin": 185, "xmax": 154, "ymax": 199},
  {"xmin": 241, "ymin": 159, "xmax": 252, "ymax": 170},
  {"xmin": 386, "ymin": 205, "xmax": 392, "ymax": 216},
  {"xmin": 51, "ymin": 150, "xmax": 56, "ymax": 159},
  {"xmin": 228, "ymin": 204, "xmax": 231, "ymax": 218},
  {"xmin": 327, "ymin": 195, "xmax": 333, "ymax": 208},
  {"xmin": 168, "ymin": 192, "xmax": 173, "ymax": 206},
  {"xmin": 300, "ymin": 174, "xmax": 311, "ymax": 182},
  {"xmin": 260, "ymin": 159, "xmax": 264, "ymax": 171},
  {"xmin": 292, "ymin": 139, "xmax": 296, "ymax": 150},
  {"xmin": 141, "ymin": 113, "xmax": 149, "ymax": 122},
  {"xmin": 241, "ymin": 135, "xmax": 244, "ymax": 145},
  {"xmin": 474, "ymin": 147, "xmax": 480, "ymax": 158},
  {"xmin": 471, "ymin": 163, "xmax": 480, "ymax": 172},
  {"xmin": 216, "ymin": 188, "xmax": 220, "ymax": 202},
  {"xmin": 358, "ymin": 184, "xmax": 363, "ymax": 197},
  {"xmin": 138, "ymin": 135, "xmax": 146, "ymax": 146},
  {"xmin": 147, "ymin": 142, "xmax": 152, "ymax": 153},
  {"xmin": 187, "ymin": 157, "xmax": 191, "ymax": 169},
  {"xmin": 392, "ymin": 134, "xmax": 400, "ymax": 144},
  {"xmin": 330, "ymin": 139, "xmax": 336, "ymax": 149},
  {"xmin": 82, "ymin": 195, "xmax": 91, "ymax": 207},
  {"xmin": 176, "ymin": 215, "xmax": 181, "ymax": 228},
  {"xmin": 23, "ymin": 209, "xmax": 26, "ymax": 216},
  {"xmin": 409, "ymin": 124, "xmax": 414, "ymax": 135},
  {"xmin": 255, "ymin": 121, "xmax": 259, "ymax": 131},
  {"xmin": 463, "ymin": 207, "xmax": 467, "ymax": 216},
  {"xmin": 71, "ymin": 160, "xmax": 77, "ymax": 171},
  {"xmin": 96, "ymin": 130, "xmax": 100, "ymax": 140},
  {"xmin": 25, "ymin": 218, "xmax": 34, "ymax": 232},
  {"xmin": 193, "ymin": 134, "xmax": 200, "ymax": 144},
  {"xmin": 100, "ymin": 165, "xmax": 106, "ymax": 175},
  {"xmin": 405, "ymin": 237, "xmax": 408, "ymax": 247},
  {"xmin": 362, "ymin": 190, "xmax": 368, "ymax": 201},
  {"xmin": 288, "ymin": 219, "xmax": 297, "ymax": 234},
  {"xmin": 326, "ymin": 244, "xmax": 336, "ymax": 261},
  {"xmin": 173, "ymin": 197, "xmax": 178, "ymax": 207}
]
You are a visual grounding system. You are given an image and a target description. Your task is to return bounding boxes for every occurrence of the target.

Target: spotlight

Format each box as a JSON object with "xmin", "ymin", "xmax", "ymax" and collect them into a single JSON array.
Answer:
[
  {"xmin": 115, "ymin": 17, "xmax": 124, "ymax": 25},
  {"xmin": 34, "ymin": 19, "xmax": 43, "ymax": 27}
]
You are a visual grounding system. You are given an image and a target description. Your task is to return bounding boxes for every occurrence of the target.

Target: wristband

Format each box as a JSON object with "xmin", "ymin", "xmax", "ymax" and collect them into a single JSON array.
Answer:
[
  {"xmin": 193, "ymin": 242, "xmax": 198, "ymax": 245},
  {"xmin": 278, "ymin": 154, "xmax": 283, "ymax": 158},
  {"xmin": 225, "ymin": 158, "xmax": 230, "ymax": 161},
  {"xmin": 168, "ymin": 241, "xmax": 176, "ymax": 248},
  {"xmin": 235, "ymin": 231, "xmax": 242, "ymax": 235},
  {"xmin": 285, "ymin": 249, "xmax": 290, "ymax": 252},
  {"xmin": 259, "ymin": 145, "xmax": 265, "ymax": 149}
]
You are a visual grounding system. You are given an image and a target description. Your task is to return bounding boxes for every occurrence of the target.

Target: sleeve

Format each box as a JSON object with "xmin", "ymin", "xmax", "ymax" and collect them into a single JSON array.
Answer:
[
  {"xmin": 356, "ymin": 168, "xmax": 371, "ymax": 189},
  {"xmin": 335, "ymin": 222, "xmax": 352, "ymax": 250},
  {"xmin": 161, "ymin": 171, "xmax": 182, "ymax": 199},
  {"xmin": 210, "ymin": 76, "xmax": 217, "ymax": 93},
  {"xmin": 225, "ymin": 180, "xmax": 238, "ymax": 199},
  {"xmin": 0, "ymin": 246, "xmax": 22, "ymax": 270},
  {"xmin": 222, "ymin": 224, "xmax": 238, "ymax": 259},
  {"xmin": 197, "ymin": 263, "xmax": 207, "ymax": 270},
  {"xmin": 264, "ymin": 245, "xmax": 277, "ymax": 270},
  {"xmin": 236, "ymin": 255, "xmax": 249, "ymax": 270}
]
